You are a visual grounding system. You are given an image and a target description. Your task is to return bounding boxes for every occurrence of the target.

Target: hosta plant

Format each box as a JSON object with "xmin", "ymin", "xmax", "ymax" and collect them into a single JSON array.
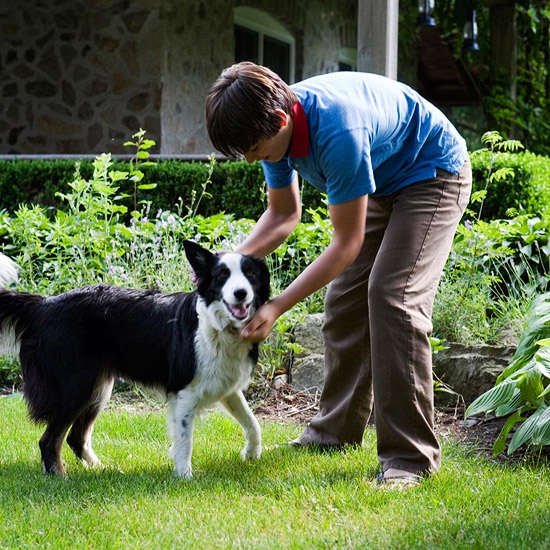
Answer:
[{"xmin": 465, "ymin": 292, "xmax": 550, "ymax": 455}]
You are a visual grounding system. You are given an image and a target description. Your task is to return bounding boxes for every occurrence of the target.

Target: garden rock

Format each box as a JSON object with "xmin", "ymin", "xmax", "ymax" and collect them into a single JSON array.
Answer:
[
  {"xmin": 289, "ymin": 314, "xmax": 516, "ymax": 405},
  {"xmin": 290, "ymin": 314, "xmax": 325, "ymax": 392},
  {"xmin": 432, "ymin": 342, "xmax": 515, "ymax": 404}
]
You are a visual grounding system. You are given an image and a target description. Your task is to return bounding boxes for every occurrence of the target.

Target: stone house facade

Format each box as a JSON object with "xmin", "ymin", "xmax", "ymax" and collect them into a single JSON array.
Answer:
[{"xmin": 1, "ymin": 0, "xmax": 360, "ymax": 156}]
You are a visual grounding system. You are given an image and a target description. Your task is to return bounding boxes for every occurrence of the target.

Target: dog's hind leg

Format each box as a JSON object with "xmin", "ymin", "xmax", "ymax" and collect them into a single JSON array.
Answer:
[
  {"xmin": 39, "ymin": 420, "xmax": 72, "ymax": 476},
  {"xmin": 220, "ymin": 390, "xmax": 261, "ymax": 461},
  {"xmin": 66, "ymin": 376, "xmax": 114, "ymax": 468}
]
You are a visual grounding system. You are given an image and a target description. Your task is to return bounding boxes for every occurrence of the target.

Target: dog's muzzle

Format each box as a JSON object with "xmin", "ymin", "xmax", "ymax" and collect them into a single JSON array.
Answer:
[{"xmin": 224, "ymin": 300, "xmax": 251, "ymax": 321}]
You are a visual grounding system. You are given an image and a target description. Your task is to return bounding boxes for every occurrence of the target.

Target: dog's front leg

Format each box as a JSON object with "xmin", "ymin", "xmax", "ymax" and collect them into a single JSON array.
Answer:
[
  {"xmin": 170, "ymin": 389, "xmax": 198, "ymax": 479},
  {"xmin": 220, "ymin": 390, "xmax": 262, "ymax": 461}
]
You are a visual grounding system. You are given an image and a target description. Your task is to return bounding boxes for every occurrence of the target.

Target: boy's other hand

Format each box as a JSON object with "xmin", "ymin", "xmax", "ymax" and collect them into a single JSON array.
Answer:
[{"xmin": 240, "ymin": 301, "xmax": 279, "ymax": 342}]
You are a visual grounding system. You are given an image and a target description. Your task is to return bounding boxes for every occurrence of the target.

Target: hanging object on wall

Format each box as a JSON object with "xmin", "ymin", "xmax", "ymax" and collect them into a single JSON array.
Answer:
[
  {"xmin": 417, "ymin": 0, "xmax": 436, "ymax": 27},
  {"xmin": 463, "ymin": 5, "xmax": 481, "ymax": 51}
]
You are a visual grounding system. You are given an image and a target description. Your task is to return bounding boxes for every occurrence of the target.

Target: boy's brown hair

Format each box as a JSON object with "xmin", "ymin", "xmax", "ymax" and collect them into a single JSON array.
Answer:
[{"xmin": 205, "ymin": 62, "xmax": 298, "ymax": 158}]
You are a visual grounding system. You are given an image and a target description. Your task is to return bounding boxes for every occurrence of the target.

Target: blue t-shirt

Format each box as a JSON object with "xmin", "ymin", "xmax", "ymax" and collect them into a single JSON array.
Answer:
[{"xmin": 262, "ymin": 72, "xmax": 468, "ymax": 205}]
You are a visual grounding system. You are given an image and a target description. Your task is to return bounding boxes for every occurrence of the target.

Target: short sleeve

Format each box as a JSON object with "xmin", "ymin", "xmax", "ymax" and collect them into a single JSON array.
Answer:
[{"xmin": 261, "ymin": 159, "xmax": 297, "ymax": 189}]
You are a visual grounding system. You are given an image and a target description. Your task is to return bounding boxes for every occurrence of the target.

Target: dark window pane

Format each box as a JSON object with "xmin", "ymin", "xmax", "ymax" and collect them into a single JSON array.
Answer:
[
  {"xmin": 263, "ymin": 35, "xmax": 290, "ymax": 82},
  {"xmin": 235, "ymin": 25, "xmax": 259, "ymax": 63}
]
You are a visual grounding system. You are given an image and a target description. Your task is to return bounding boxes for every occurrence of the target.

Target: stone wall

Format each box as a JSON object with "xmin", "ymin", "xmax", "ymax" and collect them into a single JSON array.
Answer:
[
  {"xmin": 160, "ymin": 0, "xmax": 358, "ymax": 155},
  {"xmin": 1, "ymin": 0, "xmax": 357, "ymax": 156},
  {"xmin": 1, "ymin": 0, "xmax": 163, "ymax": 155}
]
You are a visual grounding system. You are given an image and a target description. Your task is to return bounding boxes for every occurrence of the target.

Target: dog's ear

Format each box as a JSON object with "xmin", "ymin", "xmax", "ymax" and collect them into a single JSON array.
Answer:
[{"xmin": 183, "ymin": 240, "xmax": 216, "ymax": 283}]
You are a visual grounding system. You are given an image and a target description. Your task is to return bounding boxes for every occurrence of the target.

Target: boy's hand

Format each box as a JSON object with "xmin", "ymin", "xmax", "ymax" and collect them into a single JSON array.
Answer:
[{"xmin": 240, "ymin": 301, "xmax": 280, "ymax": 342}]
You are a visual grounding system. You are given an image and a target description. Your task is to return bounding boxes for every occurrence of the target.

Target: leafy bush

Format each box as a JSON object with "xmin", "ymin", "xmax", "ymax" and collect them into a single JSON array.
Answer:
[
  {"xmin": 471, "ymin": 149, "xmax": 550, "ymax": 220},
  {"xmin": 465, "ymin": 293, "xmax": 550, "ymax": 456},
  {"xmin": 433, "ymin": 133, "xmax": 549, "ymax": 345},
  {"xmin": 3, "ymin": 139, "xmax": 550, "ymax": 223},
  {"xmin": 0, "ymin": 156, "xmax": 324, "ymax": 222},
  {"xmin": 1, "ymin": 129, "xmax": 549, "ymax": 395}
]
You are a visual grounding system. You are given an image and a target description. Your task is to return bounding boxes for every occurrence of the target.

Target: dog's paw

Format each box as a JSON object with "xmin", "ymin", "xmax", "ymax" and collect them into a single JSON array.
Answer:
[
  {"xmin": 175, "ymin": 464, "xmax": 193, "ymax": 479},
  {"xmin": 82, "ymin": 457, "xmax": 103, "ymax": 469},
  {"xmin": 241, "ymin": 443, "xmax": 262, "ymax": 461},
  {"xmin": 81, "ymin": 447, "xmax": 102, "ymax": 468}
]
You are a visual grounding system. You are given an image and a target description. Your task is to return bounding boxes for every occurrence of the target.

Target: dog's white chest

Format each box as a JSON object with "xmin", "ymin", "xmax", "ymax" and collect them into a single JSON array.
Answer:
[{"xmin": 194, "ymin": 323, "xmax": 254, "ymax": 401}]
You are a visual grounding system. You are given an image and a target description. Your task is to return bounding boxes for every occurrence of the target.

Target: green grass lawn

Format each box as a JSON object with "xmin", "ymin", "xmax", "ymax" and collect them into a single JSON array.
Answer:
[{"xmin": 1, "ymin": 394, "xmax": 549, "ymax": 549}]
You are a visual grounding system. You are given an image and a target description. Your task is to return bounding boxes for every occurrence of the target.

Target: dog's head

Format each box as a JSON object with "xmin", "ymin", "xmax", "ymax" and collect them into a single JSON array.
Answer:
[{"xmin": 183, "ymin": 240, "xmax": 270, "ymax": 330}]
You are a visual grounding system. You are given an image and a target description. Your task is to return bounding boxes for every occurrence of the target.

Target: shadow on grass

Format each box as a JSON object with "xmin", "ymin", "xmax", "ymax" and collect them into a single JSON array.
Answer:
[{"xmin": 0, "ymin": 438, "xmax": 378, "ymax": 509}]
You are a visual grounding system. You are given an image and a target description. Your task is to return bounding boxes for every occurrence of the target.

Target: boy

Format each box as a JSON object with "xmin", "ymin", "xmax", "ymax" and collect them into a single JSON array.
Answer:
[{"xmin": 205, "ymin": 62, "xmax": 471, "ymax": 488}]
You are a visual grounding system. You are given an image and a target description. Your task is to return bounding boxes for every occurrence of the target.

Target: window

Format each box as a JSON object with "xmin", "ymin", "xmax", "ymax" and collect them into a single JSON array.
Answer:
[
  {"xmin": 338, "ymin": 48, "xmax": 357, "ymax": 72},
  {"xmin": 234, "ymin": 7, "xmax": 295, "ymax": 83}
]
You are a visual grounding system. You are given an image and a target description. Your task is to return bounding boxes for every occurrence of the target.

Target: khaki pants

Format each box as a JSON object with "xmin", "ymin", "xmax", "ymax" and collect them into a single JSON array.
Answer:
[{"xmin": 299, "ymin": 160, "xmax": 472, "ymax": 475}]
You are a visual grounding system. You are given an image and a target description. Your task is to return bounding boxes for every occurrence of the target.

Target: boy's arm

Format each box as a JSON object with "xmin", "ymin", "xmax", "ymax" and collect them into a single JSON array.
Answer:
[
  {"xmin": 240, "ymin": 194, "xmax": 368, "ymax": 342},
  {"xmin": 235, "ymin": 175, "xmax": 302, "ymax": 258}
]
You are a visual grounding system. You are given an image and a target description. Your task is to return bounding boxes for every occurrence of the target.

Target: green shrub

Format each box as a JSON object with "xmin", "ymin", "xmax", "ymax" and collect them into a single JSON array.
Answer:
[
  {"xmin": 0, "ymin": 158, "xmax": 325, "ymax": 222},
  {"xmin": 432, "ymin": 133, "xmax": 550, "ymax": 345},
  {"xmin": 471, "ymin": 149, "xmax": 550, "ymax": 220}
]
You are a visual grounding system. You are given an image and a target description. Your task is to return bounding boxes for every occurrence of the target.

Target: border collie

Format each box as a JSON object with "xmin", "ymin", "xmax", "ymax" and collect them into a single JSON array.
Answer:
[{"xmin": 0, "ymin": 241, "xmax": 270, "ymax": 478}]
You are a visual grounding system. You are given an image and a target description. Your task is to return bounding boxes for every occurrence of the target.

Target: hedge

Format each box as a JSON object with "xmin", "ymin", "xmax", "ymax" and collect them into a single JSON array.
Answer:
[
  {"xmin": 0, "ymin": 158, "xmax": 267, "ymax": 220},
  {"xmin": 0, "ymin": 151, "xmax": 549, "ymax": 221},
  {"xmin": 471, "ymin": 149, "xmax": 550, "ymax": 220}
]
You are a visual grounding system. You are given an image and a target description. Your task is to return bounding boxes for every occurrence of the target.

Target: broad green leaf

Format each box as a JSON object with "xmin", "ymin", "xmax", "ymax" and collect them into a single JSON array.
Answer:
[
  {"xmin": 495, "ymin": 388, "xmax": 523, "ymax": 417},
  {"xmin": 137, "ymin": 184, "xmax": 157, "ymax": 190},
  {"xmin": 116, "ymin": 226, "xmax": 133, "ymax": 239},
  {"xmin": 92, "ymin": 182, "xmax": 117, "ymax": 195},
  {"xmin": 137, "ymin": 151, "xmax": 150, "ymax": 159},
  {"xmin": 108, "ymin": 170, "xmax": 129, "ymax": 182},
  {"xmin": 465, "ymin": 378, "xmax": 517, "ymax": 418},
  {"xmin": 140, "ymin": 139, "xmax": 156, "ymax": 150},
  {"xmin": 130, "ymin": 170, "xmax": 144, "ymax": 183},
  {"xmin": 493, "ymin": 411, "xmax": 523, "ymax": 456},
  {"xmin": 535, "ymin": 346, "xmax": 550, "ymax": 381},
  {"xmin": 532, "ymin": 406, "xmax": 550, "ymax": 446},
  {"xmin": 508, "ymin": 406, "xmax": 546, "ymax": 454},
  {"xmin": 518, "ymin": 368, "xmax": 544, "ymax": 406},
  {"xmin": 537, "ymin": 385, "xmax": 550, "ymax": 400},
  {"xmin": 497, "ymin": 293, "xmax": 550, "ymax": 383}
]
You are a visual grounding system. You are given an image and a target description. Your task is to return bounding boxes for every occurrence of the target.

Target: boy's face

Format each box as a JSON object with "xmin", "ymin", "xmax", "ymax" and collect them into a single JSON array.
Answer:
[{"xmin": 242, "ymin": 109, "xmax": 293, "ymax": 164}]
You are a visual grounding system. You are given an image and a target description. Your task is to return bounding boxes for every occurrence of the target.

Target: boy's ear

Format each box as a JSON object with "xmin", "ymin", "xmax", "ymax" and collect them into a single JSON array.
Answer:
[{"xmin": 274, "ymin": 108, "xmax": 289, "ymax": 128}]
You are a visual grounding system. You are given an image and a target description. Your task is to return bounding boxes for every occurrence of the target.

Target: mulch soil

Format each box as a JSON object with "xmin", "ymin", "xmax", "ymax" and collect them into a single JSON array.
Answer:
[{"xmin": 253, "ymin": 382, "xmax": 549, "ymax": 464}]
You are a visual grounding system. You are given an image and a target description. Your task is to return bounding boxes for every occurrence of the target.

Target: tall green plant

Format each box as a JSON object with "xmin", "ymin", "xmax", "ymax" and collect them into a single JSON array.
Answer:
[
  {"xmin": 465, "ymin": 293, "xmax": 550, "ymax": 455},
  {"xmin": 122, "ymin": 128, "xmax": 158, "ymax": 212},
  {"xmin": 435, "ymin": 131, "xmax": 530, "ymax": 343}
]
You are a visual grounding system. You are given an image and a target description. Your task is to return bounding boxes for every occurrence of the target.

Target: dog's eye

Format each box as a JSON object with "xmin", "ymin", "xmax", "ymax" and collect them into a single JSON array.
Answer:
[
  {"xmin": 244, "ymin": 267, "xmax": 255, "ymax": 279},
  {"xmin": 217, "ymin": 267, "xmax": 230, "ymax": 280}
]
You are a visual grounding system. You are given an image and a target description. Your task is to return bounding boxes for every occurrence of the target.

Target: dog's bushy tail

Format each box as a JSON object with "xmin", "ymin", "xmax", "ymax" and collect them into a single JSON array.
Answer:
[
  {"xmin": 0, "ymin": 292, "xmax": 44, "ymax": 369},
  {"xmin": 0, "ymin": 253, "xmax": 42, "ymax": 349},
  {"xmin": 0, "ymin": 253, "xmax": 18, "ymax": 288}
]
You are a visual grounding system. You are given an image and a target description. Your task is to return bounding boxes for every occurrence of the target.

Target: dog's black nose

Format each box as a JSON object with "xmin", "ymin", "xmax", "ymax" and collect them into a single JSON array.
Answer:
[{"xmin": 234, "ymin": 289, "xmax": 247, "ymax": 302}]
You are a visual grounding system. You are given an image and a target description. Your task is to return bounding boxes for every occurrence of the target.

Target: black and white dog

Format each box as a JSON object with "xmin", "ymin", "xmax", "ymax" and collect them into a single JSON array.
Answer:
[{"xmin": 0, "ymin": 241, "xmax": 270, "ymax": 478}]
